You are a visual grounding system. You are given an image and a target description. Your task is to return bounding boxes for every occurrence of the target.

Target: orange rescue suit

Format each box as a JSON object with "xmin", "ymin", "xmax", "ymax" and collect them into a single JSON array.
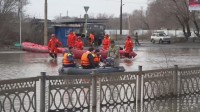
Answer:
[
  {"xmin": 67, "ymin": 32, "xmax": 77, "ymax": 47},
  {"xmin": 48, "ymin": 37, "xmax": 62, "ymax": 54},
  {"xmin": 75, "ymin": 39, "xmax": 84, "ymax": 50},
  {"xmin": 89, "ymin": 33, "xmax": 95, "ymax": 45},
  {"xmin": 125, "ymin": 38, "xmax": 134, "ymax": 53},
  {"xmin": 102, "ymin": 37, "xmax": 110, "ymax": 50},
  {"xmin": 81, "ymin": 51, "xmax": 91, "ymax": 66}
]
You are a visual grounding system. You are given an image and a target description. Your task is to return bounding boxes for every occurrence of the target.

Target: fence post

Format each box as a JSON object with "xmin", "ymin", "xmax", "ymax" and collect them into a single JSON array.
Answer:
[
  {"xmin": 40, "ymin": 72, "xmax": 46, "ymax": 112},
  {"xmin": 137, "ymin": 66, "xmax": 142, "ymax": 100},
  {"xmin": 91, "ymin": 70, "xmax": 97, "ymax": 112},
  {"xmin": 173, "ymin": 65, "xmax": 178, "ymax": 96},
  {"xmin": 136, "ymin": 66, "xmax": 143, "ymax": 112}
]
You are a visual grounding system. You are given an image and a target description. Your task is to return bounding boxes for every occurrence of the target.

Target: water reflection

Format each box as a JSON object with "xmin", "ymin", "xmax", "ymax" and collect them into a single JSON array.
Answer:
[
  {"xmin": 0, "ymin": 45, "xmax": 200, "ymax": 79},
  {"xmin": 49, "ymin": 59, "xmax": 58, "ymax": 67},
  {"xmin": 101, "ymin": 103, "xmax": 136, "ymax": 112},
  {"xmin": 100, "ymin": 94, "xmax": 200, "ymax": 112},
  {"xmin": 1, "ymin": 45, "xmax": 200, "ymax": 112}
]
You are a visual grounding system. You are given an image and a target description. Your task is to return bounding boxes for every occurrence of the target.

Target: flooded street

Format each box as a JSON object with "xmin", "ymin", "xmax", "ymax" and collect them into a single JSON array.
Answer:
[
  {"xmin": 1, "ymin": 41, "xmax": 200, "ymax": 112},
  {"xmin": 0, "ymin": 41, "xmax": 200, "ymax": 80}
]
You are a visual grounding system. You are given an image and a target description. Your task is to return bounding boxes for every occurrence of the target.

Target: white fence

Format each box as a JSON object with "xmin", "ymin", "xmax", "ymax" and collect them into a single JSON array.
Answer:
[{"xmin": 105, "ymin": 29, "xmax": 198, "ymax": 38}]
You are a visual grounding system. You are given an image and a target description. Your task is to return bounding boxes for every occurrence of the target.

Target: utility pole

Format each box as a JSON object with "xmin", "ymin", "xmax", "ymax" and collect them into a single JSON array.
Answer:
[
  {"xmin": 19, "ymin": 0, "xmax": 22, "ymax": 46},
  {"xmin": 120, "ymin": 0, "xmax": 122, "ymax": 39},
  {"xmin": 44, "ymin": 0, "xmax": 48, "ymax": 45}
]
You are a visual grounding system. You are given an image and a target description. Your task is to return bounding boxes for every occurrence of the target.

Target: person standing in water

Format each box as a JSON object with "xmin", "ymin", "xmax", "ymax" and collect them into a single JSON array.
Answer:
[{"xmin": 48, "ymin": 34, "xmax": 62, "ymax": 59}]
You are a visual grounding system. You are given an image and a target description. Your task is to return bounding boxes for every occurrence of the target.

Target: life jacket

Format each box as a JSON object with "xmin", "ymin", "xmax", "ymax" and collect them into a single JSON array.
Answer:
[
  {"xmin": 62, "ymin": 53, "xmax": 73, "ymax": 65},
  {"xmin": 93, "ymin": 54, "xmax": 100, "ymax": 63},
  {"xmin": 81, "ymin": 51, "xmax": 91, "ymax": 66}
]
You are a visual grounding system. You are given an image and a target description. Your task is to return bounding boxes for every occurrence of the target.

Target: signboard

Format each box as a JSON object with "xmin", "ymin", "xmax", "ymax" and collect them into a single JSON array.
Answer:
[
  {"xmin": 84, "ymin": 6, "xmax": 89, "ymax": 13},
  {"xmin": 189, "ymin": 0, "xmax": 200, "ymax": 11}
]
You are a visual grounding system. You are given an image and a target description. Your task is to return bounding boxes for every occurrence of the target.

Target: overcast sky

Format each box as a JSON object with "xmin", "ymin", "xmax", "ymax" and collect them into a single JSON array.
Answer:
[{"xmin": 25, "ymin": 0, "xmax": 148, "ymax": 20}]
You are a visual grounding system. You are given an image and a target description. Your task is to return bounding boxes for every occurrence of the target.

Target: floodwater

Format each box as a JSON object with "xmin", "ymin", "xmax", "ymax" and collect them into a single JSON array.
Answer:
[
  {"xmin": 0, "ymin": 42, "xmax": 200, "ymax": 80},
  {"xmin": 1, "ymin": 41, "xmax": 200, "ymax": 112}
]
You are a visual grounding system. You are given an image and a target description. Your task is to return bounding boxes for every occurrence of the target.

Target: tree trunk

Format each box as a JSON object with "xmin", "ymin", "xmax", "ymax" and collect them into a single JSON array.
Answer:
[
  {"xmin": 176, "ymin": 15, "xmax": 188, "ymax": 39},
  {"xmin": 193, "ymin": 20, "xmax": 200, "ymax": 38},
  {"xmin": 185, "ymin": 19, "xmax": 191, "ymax": 40},
  {"xmin": 191, "ymin": 12, "xmax": 200, "ymax": 38}
]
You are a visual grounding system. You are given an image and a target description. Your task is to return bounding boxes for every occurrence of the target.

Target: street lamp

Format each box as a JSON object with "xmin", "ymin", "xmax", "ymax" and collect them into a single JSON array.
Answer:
[
  {"xmin": 84, "ymin": 6, "xmax": 89, "ymax": 39},
  {"xmin": 44, "ymin": 0, "xmax": 48, "ymax": 45}
]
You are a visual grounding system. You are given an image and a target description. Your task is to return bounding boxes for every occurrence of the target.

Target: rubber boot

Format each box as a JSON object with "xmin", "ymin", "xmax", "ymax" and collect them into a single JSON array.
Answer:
[
  {"xmin": 49, "ymin": 53, "xmax": 54, "ymax": 59},
  {"xmin": 54, "ymin": 54, "xmax": 57, "ymax": 60}
]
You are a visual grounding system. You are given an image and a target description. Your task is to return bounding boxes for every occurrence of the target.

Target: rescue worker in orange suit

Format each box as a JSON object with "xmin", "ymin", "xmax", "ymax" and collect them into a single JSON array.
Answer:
[
  {"xmin": 124, "ymin": 35, "xmax": 134, "ymax": 58},
  {"xmin": 81, "ymin": 47, "xmax": 96, "ymax": 69},
  {"xmin": 67, "ymin": 31, "xmax": 77, "ymax": 48},
  {"xmin": 48, "ymin": 34, "xmax": 62, "ymax": 59},
  {"xmin": 75, "ymin": 36, "xmax": 84, "ymax": 50},
  {"xmin": 89, "ymin": 33, "xmax": 95, "ymax": 46},
  {"xmin": 102, "ymin": 34, "xmax": 110, "ymax": 50},
  {"xmin": 93, "ymin": 49, "xmax": 104, "ymax": 67},
  {"xmin": 62, "ymin": 47, "xmax": 76, "ymax": 67}
]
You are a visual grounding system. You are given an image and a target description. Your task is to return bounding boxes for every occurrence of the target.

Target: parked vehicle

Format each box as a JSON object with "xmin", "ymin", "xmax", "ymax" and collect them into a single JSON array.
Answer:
[{"xmin": 151, "ymin": 32, "xmax": 171, "ymax": 44}]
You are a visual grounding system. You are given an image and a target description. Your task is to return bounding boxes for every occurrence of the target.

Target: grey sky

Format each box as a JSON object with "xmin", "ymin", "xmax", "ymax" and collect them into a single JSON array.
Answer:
[{"xmin": 25, "ymin": 0, "xmax": 148, "ymax": 20}]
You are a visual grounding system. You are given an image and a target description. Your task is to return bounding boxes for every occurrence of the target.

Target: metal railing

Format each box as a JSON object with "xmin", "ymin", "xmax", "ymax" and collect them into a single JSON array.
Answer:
[
  {"xmin": 0, "ymin": 65, "xmax": 200, "ymax": 112},
  {"xmin": 0, "ymin": 77, "xmax": 39, "ymax": 112}
]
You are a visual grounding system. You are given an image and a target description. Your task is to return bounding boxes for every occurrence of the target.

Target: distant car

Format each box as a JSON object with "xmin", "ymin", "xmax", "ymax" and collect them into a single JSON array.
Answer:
[{"xmin": 151, "ymin": 32, "xmax": 171, "ymax": 44}]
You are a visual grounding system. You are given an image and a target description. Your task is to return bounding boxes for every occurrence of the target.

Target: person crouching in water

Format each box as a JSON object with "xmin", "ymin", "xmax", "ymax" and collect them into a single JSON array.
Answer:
[
  {"xmin": 93, "ymin": 49, "xmax": 105, "ymax": 67},
  {"xmin": 81, "ymin": 47, "xmax": 96, "ymax": 69},
  {"xmin": 48, "ymin": 34, "xmax": 62, "ymax": 59},
  {"xmin": 107, "ymin": 40, "xmax": 120, "ymax": 67},
  {"xmin": 62, "ymin": 47, "xmax": 76, "ymax": 67}
]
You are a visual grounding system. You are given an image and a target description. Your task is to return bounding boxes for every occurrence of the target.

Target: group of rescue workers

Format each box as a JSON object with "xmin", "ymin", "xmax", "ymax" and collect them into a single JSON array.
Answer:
[{"xmin": 48, "ymin": 31, "xmax": 134, "ymax": 69}]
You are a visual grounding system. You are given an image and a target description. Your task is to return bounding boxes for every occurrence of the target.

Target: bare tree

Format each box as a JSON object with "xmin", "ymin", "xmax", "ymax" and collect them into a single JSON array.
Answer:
[
  {"xmin": 129, "ymin": 9, "xmax": 150, "ymax": 30},
  {"xmin": 147, "ymin": 0, "xmax": 179, "ymax": 30},
  {"xmin": 171, "ymin": 0, "xmax": 191, "ymax": 39},
  {"xmin": 147, "ymin": 0, "xmax": 193, "ymax": 39},
  {"xmin": 190, "ymin": 11, "xmax": 200, "ymax": 38},
  {"xmin": 0, "ymin": 0, "xmax": 29, "ymax": 46}
]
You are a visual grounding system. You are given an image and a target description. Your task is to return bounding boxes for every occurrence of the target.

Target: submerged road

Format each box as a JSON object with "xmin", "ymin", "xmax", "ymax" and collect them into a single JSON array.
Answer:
[{"xmin": 0, "ymin": 41, "xmax": 200, "ymax": 80}]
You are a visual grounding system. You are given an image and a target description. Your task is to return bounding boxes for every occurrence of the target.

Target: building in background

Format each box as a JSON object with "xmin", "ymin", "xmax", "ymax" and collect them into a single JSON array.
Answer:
[{"xmin": 53, "ymin": 18, "xmax": 107, "ymax": 47}]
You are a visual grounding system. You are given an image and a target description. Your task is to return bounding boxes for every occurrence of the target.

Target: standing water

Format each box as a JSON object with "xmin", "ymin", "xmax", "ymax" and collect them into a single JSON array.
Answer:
[
  {"xmin": 0, "ymin": 42, "xmax": 200, "ymax": 80},
  {"xmin": 1, "ymin": 42, "xmax": 200, "ymax": 112}
]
